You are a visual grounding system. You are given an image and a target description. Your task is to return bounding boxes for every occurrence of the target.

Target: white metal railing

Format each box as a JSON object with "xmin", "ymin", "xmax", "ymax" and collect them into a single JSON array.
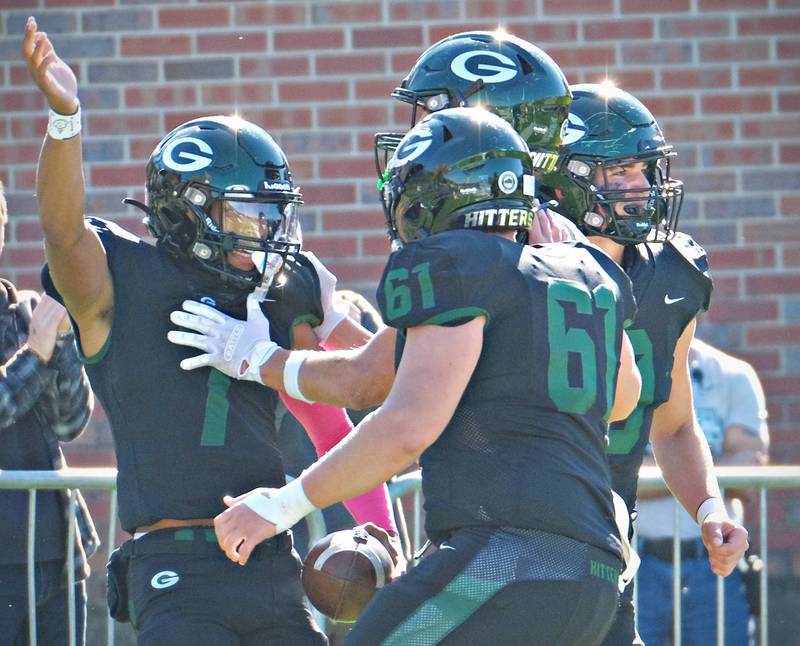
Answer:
[
  {"xmin": 388, "ymin": 465, "xmax": 800, "ymax": 646},
  {"xmin": 0, "ymin": 468, "xmax": 327, "ymax": 646},
  {"xmin": 2, "ymin": 466, "xmax": 798, "ymax": 645}
]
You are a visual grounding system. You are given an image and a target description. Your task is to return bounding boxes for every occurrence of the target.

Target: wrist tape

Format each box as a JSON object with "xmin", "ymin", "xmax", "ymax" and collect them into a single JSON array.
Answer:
[
  {"xmin": 242, "ymin": 477, "xmax": 316, "ymax": 533},
  {"xmin": 283, "ymin": 350, "xmax": 315, "ymax": 404},
  {"xmin": 696, "ymin": 497, "xmax": 727, "ymax": 525},
  {"xmin": 240, "ymin": 341, "xmax": 279, "ymax": 384}
]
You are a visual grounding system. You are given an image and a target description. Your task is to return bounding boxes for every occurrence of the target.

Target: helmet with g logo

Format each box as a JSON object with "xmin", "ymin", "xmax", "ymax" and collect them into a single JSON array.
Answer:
[
  {"xmin": 143, "ymin": 116, "xmax": 303, "ymax": 287},
  {"xmin": 394, "ymin": 32, "xmax": 570, "ymax": 152},
  {"xmin": 538, "ymin": 83, "xmax": 684, "ymax": 244},
  {"xmin": 381, "ymin": 107, "xmax": 535, "ymax": 245}
]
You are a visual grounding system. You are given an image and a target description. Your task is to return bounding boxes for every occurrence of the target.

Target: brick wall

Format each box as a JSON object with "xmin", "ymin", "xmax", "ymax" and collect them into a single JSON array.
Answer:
[{"xmin": 1, "ymin": 0, "xmax": 798, "ymax": 597}]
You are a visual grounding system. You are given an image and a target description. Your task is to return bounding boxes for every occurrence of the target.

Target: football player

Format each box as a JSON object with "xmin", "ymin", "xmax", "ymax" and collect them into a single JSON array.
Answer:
[
  {"xmin": 199, "ymin": 108, "xmax": 641, "ymax": 645},
  {"xmin": 170, "ymin": 30, "xmax": 580, "ymax": 412},
  {"xmin": 537, "ymin": 83, "xmax": 750, "ymax": 645},
  {"xmin": 23, "ymin": 17, "xmax": 398, "ymax": 645},
  {"xmin": 376, "ymin": 31, "xmax": 570, "ymax": 170}
]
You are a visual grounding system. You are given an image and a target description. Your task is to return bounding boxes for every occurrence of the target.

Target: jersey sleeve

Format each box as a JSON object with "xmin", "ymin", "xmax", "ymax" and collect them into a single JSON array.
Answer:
[
  {"xmin": 377, "ymin": 233, "xmax": 493, "ymax": 330},
  {"xmin": 41, "ymin": 216, "xmax": 133, "ymax": 304},
  {"xmin": 668, "ymin": 232, "xmax": 713, "ymax": 313}
]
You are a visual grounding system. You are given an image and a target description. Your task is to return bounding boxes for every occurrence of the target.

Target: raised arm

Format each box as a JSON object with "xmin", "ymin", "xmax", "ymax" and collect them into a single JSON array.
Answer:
[{"xmin": 23, "ymin": 17, "xmax": 113, "ymax": 356}]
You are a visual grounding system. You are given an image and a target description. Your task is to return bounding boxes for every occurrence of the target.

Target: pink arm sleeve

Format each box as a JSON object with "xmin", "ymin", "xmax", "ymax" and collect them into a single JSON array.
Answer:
[{"xmin": 280, "ymin": 392, "xmax": 397, "ymax": 533}]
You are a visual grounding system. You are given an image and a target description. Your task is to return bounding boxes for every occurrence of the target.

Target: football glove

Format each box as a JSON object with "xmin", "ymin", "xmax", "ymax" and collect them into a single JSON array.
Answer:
[{"xmin": 167, "ymin": 292, "xmax": 278, "ymax": 382}]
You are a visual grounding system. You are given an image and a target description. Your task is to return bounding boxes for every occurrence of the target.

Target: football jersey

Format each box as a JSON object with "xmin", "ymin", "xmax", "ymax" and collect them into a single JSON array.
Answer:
[
  {"xmin": 377, "ymin": 229, "xmax": 636, "ymax": 557},
  {"xmin": 606, "ymin": 232, "xmax": 713, "ymax": 516},
  {"xmin": 44, "ymin": 218, "xmax": 323, "ymax": 532}
]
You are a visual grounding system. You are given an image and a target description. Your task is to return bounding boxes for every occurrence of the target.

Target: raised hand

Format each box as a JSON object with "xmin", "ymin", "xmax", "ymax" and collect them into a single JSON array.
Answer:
[
  {"xmin": 22, "ymin": 16, "xmax": 79, "ymax": 115},
  {"xmin": 168, "ymin": 292, "xmax": 278, "ymax": 382}
]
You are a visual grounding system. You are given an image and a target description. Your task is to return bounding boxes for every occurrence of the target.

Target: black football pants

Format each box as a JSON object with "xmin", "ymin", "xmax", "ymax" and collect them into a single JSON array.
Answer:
[
  {"xmin": 125, "ymin": 527, "xmax": 327, "ymax": 646},
  {"xmin": 346, "ymin": 525, "xmax": 620, "ymax": 646}
]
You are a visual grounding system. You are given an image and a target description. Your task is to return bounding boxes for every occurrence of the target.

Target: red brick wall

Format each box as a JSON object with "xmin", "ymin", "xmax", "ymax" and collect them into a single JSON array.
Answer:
[{"xmin": 1, "ymin": 0, "xmax": 798, "ymax": 581}]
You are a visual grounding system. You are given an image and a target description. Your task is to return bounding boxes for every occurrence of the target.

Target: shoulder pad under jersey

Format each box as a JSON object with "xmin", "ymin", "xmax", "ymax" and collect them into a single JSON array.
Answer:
[{"xmin": 666, "ymin": 232, "xmax": 710, "ymax": 281}]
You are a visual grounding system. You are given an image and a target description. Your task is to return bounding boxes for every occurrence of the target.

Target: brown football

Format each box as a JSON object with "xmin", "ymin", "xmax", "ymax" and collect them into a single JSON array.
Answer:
[{"xmin": 301, "ymin": 527, "xmax": 393, "ymax": 623}]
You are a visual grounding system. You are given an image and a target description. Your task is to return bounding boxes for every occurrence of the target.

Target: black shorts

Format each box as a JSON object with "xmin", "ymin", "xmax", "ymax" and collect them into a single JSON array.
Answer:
[
  {"xmin": 125, "ymin": 527, "xmax": 327, "ymax": 646},
  {"xmin": 346, "ymin": 526, "xmax": 620, "ymax": 646},
  {"xmin": 601, "ymin": 579, "xmax": 645, "ymax": 646}
]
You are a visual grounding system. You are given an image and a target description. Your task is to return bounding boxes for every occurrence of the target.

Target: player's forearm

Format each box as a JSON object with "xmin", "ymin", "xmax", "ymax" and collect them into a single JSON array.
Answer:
[
  {"xmin": 260, "ymin": 329, "xmax": 395, "ymax": 409},
  {"xmin": 301, "ymin": 405, "xmax": 423, "ymax": 511},
  {"xmin": 37, "ymin": 135, "xmax": 86, "ymax": 250},
  {"xmin": 652, "ymin": 421, "xmax": 723, "ymax": 519},
  {"xmin": 279, "ymin": 393, "xmax": 397, "ymax": 532}
]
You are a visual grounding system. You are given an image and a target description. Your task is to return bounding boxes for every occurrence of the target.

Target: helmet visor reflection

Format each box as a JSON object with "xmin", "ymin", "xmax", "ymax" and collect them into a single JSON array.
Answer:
[{"xmin": 221, "ymin": 201, "xmax": 282, "ymax": 239}]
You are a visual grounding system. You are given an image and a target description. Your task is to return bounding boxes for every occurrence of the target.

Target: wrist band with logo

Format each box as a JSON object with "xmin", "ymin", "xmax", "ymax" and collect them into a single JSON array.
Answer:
[{"xmin": 47, "ymin": 107, "xmax": 81, "ymax": 140}]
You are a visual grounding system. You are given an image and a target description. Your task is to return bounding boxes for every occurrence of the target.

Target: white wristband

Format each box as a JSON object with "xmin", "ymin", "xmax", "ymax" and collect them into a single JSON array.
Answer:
[
  {"xmin": 47, "ymin": 107, "xmax": 81, "ymax": 140},
  {"xmin": 696, "ymin": 497, "xmax": 726, "ymax": 525},
  {"xmin": 283, "ymin": 350, "xmax": 315, "ymax": 404},
  {"xmin": 242, "ymin": 477, "xmax": 316, "ymax": 533},
  {"xmin": 240, "ymin": 341, "xmax": 279, "ymax": 384}
]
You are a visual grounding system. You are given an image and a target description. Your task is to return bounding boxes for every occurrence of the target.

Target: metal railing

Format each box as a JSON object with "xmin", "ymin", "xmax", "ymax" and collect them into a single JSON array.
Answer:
[
  {"xmin": 2, "ymin": 465, "xmax": 798, "ymax": 645},
  {"xmin": 389, "ymin": 465, "xmax": 800, "ymax": 646},
  {"xmin": 0, "ymin": 468, "xmax": 326, "ymax": 646}
]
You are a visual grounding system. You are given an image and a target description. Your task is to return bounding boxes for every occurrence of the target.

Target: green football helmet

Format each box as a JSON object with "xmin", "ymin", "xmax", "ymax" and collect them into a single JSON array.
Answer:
[
  {"xmin": 375, "ymin": 31, "xmax": 571, "ymax": 178},
  {"xmin": 381, "ymin": 107, "xmax": 535, "ymax": 246},
  {"xmin": 140, "ymin": 115, "xmax": 303, "ymax": 287},
  {"xmin": 539, "ymin": 83, "xmax": 684, "ymax": 244}
]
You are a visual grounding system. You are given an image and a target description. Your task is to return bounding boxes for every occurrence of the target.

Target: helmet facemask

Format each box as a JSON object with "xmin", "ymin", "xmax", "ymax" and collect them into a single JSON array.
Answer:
[
  {"xmin": 179, "ymin": 185, "xmax": 301, "ymax": 288},
  {"xmin": 540, "ymin": 83, "xmax": 685, "ymax": 245},
  {"xmin": 561, "ymin": 149, "xmax": 684, "ymax": 244}
]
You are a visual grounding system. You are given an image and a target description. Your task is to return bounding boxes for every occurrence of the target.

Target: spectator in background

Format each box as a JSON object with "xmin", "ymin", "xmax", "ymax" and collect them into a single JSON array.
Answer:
[
  {"xmin": 0, "ymin": 181, "xmax": 98, "ymax": 646},
  {"xmin": 636, "ymin": 336, "xmax": 769, "ymax": 646}
]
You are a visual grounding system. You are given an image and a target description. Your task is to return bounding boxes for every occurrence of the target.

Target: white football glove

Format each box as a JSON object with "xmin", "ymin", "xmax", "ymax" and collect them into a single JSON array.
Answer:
[
  {"xmin": 303, "ymin": 251, "xmax": 349, "ymax": 342},
  {"xmin": 167, "ymin": 292, "xmax": 278, "ymax": 382}
]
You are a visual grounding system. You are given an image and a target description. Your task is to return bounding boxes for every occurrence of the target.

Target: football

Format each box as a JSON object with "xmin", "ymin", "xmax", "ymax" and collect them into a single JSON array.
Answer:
[{"xmin": 301, "ymin": 527, "xmax": 393, "ymax": 623}]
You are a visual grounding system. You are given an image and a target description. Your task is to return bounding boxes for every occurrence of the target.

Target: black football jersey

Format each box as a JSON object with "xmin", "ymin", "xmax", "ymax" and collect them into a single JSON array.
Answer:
[
  {"xmin": 377, "ymin": 230, "xmax": 636, "ymax": 557},
  {"xmin": 606, "ymin": 232, "xmax": 712, "ymax": 516},
  {"xmin": 43, "ymin": 218, "xmax": 323, "ymax": 532}
]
